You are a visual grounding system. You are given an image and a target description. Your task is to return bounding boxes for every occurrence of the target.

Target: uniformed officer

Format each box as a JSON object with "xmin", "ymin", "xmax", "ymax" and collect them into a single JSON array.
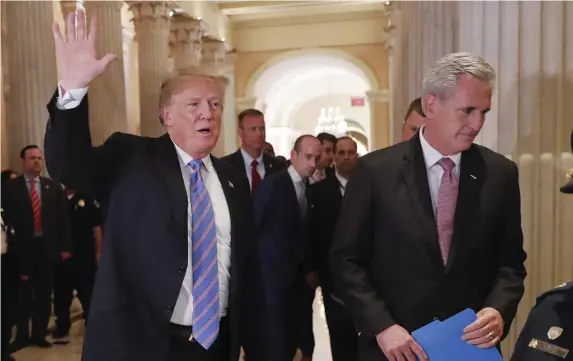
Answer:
[
  {"xmin": 52, "ymin": 186, "xmax": 103, "ymax": 344},
  {"xmin": 510, "ymin": 129, "xmax": 573, "ymax": 361}
]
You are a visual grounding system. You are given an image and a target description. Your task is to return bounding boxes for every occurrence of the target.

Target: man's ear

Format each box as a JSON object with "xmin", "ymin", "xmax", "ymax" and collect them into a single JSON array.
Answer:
[
  {"xmin": 422, "ymin": 94, "xmax": 439, "ymax": 120},
  {"xmin": 159, "ymin": 105, "xmax": 170, "ymax": 126}
]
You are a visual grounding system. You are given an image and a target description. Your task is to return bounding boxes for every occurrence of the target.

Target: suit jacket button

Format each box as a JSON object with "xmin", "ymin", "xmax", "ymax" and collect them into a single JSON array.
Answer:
[{"xmin": 166, "ymin": 305, "xmax": 173, "ymax": 313}]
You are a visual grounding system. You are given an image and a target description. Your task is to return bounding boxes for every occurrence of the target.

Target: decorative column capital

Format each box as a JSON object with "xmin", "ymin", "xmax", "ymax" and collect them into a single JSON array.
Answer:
[
  {"xmin": 170, "ymin": 13, "xmax": 203, "ymax": 71},
  {"xmin": 128, "ymin": 1, "xmax": 172, "ymax": 32},
  {"xmin": 201, "ymin": 36, "xmax": 227, "ymax": 74},
  {"xmin": 366, "ymin": 89, "xmax": 390, "ymax": 103},
  {"xmin": 235, "ymin": 97, "xmax": 258, "ymax": 112}
]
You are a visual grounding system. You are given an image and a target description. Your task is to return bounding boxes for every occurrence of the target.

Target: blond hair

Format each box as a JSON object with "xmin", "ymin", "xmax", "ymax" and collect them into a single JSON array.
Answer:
[
  {"xmin": 158, "ymin": 70, "xmax": 229, "ymax": 124},
  {"xmin": 421, "ymin": 52, "xmax": 495, "ymax": 102}
]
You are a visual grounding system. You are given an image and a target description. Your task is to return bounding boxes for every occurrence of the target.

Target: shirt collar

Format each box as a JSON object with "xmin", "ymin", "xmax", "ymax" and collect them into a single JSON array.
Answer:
[
  {"xmin": 287, "ymin": 165, "xmax": 303, "ymax": 184},
  {"xmin": 419, "ymin": 125, "xmax": 461, "ymax": 170},
  {"xmin": 171, "ymin": 139, "xmax": 212, "ymax": 173},
  {"xmin": 335, "ymin": 171, "xmax": 348, "ymax": 189},
  {"xmin": 240, "ymin": 148, "xmax": 263, "ymax": 168},
  {"xmin": 24, "ymin": 174, "xmax": 40, "ymax": 184}
]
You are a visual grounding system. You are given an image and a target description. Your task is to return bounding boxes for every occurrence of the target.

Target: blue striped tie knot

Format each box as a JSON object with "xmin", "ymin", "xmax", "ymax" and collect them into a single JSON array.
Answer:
[{"xmin": 188, "ymin": 159, "xmax": 220, "ymax": 349}]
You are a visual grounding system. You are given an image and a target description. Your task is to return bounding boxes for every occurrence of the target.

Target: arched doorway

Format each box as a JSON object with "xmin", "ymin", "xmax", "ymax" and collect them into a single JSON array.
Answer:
[{"xmin": 245, "ymin": 49, "xmax": 378, "ymax": 156}]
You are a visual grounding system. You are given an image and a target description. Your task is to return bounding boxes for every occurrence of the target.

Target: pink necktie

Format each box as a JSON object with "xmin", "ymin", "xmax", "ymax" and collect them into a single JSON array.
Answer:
[{"xmin": 436, "ymin": 158, "xmax": 458, "ymax": 264}]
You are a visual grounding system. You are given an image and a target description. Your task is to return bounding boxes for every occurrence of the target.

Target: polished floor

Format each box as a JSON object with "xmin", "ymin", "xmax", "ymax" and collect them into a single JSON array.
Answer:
[{"xmin": 12, "ymin": 289, "xmax": 334, "ymax": 361}]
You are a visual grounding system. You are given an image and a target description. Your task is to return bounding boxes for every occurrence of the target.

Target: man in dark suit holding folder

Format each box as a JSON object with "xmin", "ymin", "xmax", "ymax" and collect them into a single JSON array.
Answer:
[{"xmin": 330, "ymin": 52, "xmax": 527, "ymax": 361}]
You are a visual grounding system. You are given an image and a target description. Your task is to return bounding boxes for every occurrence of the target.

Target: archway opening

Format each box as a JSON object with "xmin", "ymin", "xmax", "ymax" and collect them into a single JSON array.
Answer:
[{"xmin": 248, "ymin": 50, "xmax": 376, "ymax": 156}]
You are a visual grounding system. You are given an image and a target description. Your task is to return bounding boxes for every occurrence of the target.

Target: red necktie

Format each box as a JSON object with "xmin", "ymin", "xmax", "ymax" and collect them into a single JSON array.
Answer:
[
  {"xmin": 30, "ymin": 178, "xmax": 42, "ymax": 233},
  {"xmin": 251, "ymin": 160, "xmax": 261, "ymax": 193},
  {"xmin": 436, "ymin": 158, "xmax": 458, "ymax": 264}
]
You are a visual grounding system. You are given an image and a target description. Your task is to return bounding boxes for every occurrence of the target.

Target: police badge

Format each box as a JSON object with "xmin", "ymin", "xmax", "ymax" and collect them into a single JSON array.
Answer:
[{"xmin": 548, "ymin": 326, "xmax": 563, "ymax": 340}]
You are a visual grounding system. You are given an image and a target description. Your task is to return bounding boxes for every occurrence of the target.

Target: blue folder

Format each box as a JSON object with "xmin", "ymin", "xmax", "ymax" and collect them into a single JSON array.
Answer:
[{"xmin": 411, "ymin": 309, "xmax": 504, "ymax": 361}]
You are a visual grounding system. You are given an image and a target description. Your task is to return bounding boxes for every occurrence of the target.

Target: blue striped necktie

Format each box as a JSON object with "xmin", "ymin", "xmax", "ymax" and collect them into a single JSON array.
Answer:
[{"xmin": 188, "ymin": 159, "xmax": 219, "ymax": 349}]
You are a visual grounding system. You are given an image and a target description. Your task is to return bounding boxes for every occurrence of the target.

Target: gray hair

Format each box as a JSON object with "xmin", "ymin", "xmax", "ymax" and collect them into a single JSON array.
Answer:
[{"xmin": 421, "ymin": 52, "xmax": 496, "ymax": 101}]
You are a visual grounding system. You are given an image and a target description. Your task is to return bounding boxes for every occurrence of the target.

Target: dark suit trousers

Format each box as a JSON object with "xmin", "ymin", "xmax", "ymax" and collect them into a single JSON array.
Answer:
[
  {"xmin": 266, "ymin": 270, "xmax": 315, "ymax": 361},
  {"xmin": 1, "ymin": 252, "xmax": 18, "ymax": 355},
  {"xmin": 16, "ymin": 237, "xmax": 55, "ymax": 341},
  {"xmin": 54, "ymin": 249, "xmax": 97, "ymax": 332},
  {"xmin": 167, "ymin": 317, "xmax": 230, "ymax": 361},
  {"xmin": 322, "ymin": 291, "xmax": 358, "ymax": 361},
  {"xmin": 16, "ymin": 263, "xmax": 54, "ymax": 341}
]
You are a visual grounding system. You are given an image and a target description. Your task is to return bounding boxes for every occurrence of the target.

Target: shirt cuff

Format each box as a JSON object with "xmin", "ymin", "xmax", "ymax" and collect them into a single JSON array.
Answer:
[{"xmin": 56, "ymin": 83, "xmax": 88, "ymax": 110}]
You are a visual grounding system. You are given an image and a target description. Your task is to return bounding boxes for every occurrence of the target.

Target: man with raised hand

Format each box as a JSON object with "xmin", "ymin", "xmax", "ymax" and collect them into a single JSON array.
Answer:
[{"xmin": 45, "ymin": 10, "xmax": 253, "ymax": 361}]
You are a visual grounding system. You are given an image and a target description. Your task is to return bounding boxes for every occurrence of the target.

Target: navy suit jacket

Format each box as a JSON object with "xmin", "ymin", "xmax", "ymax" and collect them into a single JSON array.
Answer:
[
  {"xmin": 44, "ymin": 91, "xmax": 253, "ymax": 361},
  {"xmin": 254, "ymin": 169, "xmax": 310, "ymax": 291}
]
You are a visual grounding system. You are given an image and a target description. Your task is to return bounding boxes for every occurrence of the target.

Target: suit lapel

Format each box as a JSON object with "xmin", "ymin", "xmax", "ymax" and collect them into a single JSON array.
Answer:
[
  {"xmin": 401, "ymin": 134, "xmax": 442, "ymax": 267},
  {"xmin": 445, "ymin": 145, "xmax": 485, "ymax": 272},
  {"xmin": 232, "ymin": 150, "xmax": 247, "ymax": 175},
  {"xmin": 154, "ymin": 135, "xmax": 189, "ymax": 246},
  {"xmin": 263, "ymin": 154, "xmax": 275, "ymax": 175},
  {"xmin": 210, "ymin": 156, "xmax": 239, "ymax": 305}
]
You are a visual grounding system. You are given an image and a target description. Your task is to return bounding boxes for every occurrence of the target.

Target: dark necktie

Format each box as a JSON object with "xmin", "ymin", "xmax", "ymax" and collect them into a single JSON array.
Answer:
[{"xmin": 251, "ymin": 160, "xmax": 261, "ymax": 193}]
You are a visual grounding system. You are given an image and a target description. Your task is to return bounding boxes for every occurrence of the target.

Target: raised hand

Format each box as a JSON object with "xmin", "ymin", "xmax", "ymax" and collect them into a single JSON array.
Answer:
[{"xmin": 52, "ymin": 9, "xmax": 117, "ymax": 90}]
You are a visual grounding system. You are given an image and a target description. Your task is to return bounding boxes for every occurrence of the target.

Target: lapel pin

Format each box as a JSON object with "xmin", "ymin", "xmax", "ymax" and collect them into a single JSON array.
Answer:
[
  {"xmin": 470, "ymin": 174, "xmax": 477, "ymax": 180},
  {"xmin": 229, "ymin": 181, "xmax": 234, "ymax": 188},
  {"xmin": 45, "ymin": 184, "xmax": 50, "ymax": 189}
]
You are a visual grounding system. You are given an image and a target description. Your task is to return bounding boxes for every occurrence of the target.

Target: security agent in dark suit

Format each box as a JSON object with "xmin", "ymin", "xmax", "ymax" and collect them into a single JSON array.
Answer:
[
  {"xmin": 221, "ymin": 109, "xmax": 285, "ymax": 193},
  {"xmin": 221, "ymin": 109, "xmax": 284, "ymax": 361},
  {"xmin": 2, "ymin": 146, "xmax": 72, "ymax": 349},
  {"xmin": 330, "ymin": 53, "xmax": 527, "ymax": 361},
  {"xmin": 307, "ymin": 136, "xmax": 359, "ymax": 361},
  {"xmin": 509, "ymin": 130, "xmax": 573, "ymax": 361},
  {"xmin": 45, "ymin": 11, "xmax": 253, "ymax": 361},
  {"xmin": 52, "ymin": 186, "xmax": 103, "ymax": 344},
  {"xmin": 254, "ymin": 135, "xmax": 322, "ymax": 361}
]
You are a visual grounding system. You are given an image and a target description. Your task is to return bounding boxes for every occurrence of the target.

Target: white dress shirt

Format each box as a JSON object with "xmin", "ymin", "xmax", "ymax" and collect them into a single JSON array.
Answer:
[
  {"xmin": 240, "ymin": 148, "xmax": 265, "ymax": 189},
  {"xmin": 418, "ymin": 126, "xmax": 461, "ymax": 215},
  {"xmin": 170, "ymin": 144, "xmax": 232, "ymax": 325},
  {"xmin": 334, "ymin": 171, "xmax": 348, "ymax": 196},
  {"xmin": 55, "ymin": 84, "xmax": 232, "ymax": 326},
  {"xmin": 287, "ymin": 165, "xmax": 306, "ymax": 210}
]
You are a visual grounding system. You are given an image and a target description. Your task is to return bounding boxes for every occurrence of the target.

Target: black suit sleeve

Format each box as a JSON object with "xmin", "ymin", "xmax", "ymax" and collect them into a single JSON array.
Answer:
[
  {"xmin": 304, "ymin": 187, "xmax": 320, "ymax": 273},
  {"xmin": 55, "ymin": 182, "xmax": 72, "ymax": 254},
  {"xmin": 484, "ymin": 162, "xmax": 527, "ymax": 336},
  {"xmin": 45, "ymin": 89, "xmax": 130, "ymax": 202},
  {"xmin": 330, "ymin": 160, "xmax": 395, "ymax": 338}
]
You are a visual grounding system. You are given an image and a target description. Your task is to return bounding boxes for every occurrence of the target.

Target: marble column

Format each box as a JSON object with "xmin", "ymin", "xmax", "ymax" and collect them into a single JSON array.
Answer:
[
  {"xmin": 389, "ymin": 1, "xmax": 457, "ymax": 145},
  {"xmin": 84, "ymin": 1, "xmax": 128, "ymax": 145},
  {"xmin": 455, "ymin": 3, "xmax": 573, "ymax": 358},
  {"xmin": 3, "ymin": 1, "xmax": 58, "ymax": 168},
  {"xmin": 219, "ymin": 53, "xmax": 238, "ymax": 156},
  {"xmin": 201, "ymin": 36, "xmax": 226, "ymax": 75},
  {"xmin": 170, "ymin": 13, "xmax": 202, "ymax": 74},
  {"xmin": 366, "ymin": 90, "xmax": 391, "ymax": 151},
  {"xmin": 128, "ymin": 1, "xmax": 172, "ymax": 137}
]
